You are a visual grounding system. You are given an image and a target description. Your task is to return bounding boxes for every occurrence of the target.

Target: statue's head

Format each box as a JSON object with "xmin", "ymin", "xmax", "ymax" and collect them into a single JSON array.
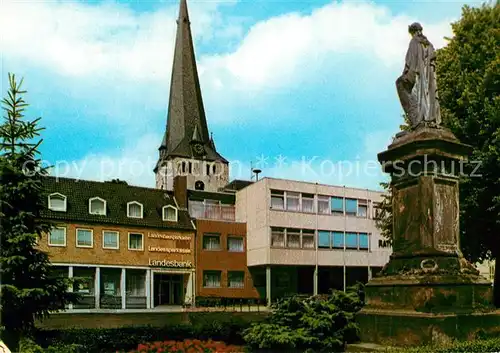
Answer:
[{"xmin": 408, "ymin": 22, "xmax": 423, "ymax": 36}]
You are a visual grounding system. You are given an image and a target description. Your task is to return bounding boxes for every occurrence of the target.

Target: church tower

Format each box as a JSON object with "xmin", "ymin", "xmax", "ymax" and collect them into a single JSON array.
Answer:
[{"xmin": 155, "ymin": 0, "xmax": 229, "ymax": 192}]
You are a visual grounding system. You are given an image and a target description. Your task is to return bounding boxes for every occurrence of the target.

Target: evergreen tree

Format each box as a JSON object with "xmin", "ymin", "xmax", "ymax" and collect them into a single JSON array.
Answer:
[{"xmin": 0, "ymin": 73, "xmax": 79, "ymax": 350}]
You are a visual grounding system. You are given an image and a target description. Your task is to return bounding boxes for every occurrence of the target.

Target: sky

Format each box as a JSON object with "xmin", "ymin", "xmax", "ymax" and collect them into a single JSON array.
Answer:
[{"xmin": 0, "ymin": 0, "xmax": 483, "ymax": 191}]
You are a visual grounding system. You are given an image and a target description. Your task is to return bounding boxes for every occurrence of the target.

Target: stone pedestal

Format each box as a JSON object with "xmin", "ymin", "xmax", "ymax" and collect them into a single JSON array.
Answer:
[{"xmin": 357, "ymin": 125, "xmax": 499, "ymax": 346}]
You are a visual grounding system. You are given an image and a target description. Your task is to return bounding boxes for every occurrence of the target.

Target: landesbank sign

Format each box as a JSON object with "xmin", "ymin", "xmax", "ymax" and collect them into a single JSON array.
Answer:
[{"xmin": 148, "ymin": 259, "xmax": 193, "ymax": 268}]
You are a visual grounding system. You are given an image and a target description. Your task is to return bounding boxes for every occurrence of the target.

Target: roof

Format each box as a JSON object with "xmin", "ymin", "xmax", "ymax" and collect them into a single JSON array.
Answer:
[
  {"xmin": 255, "ymin": 177, "xmax": 386, "ymax": 194},
  {"xmin": 41, "ymin": 176, "xmax": 195, "ymax": 231},
  {"xmin": 223, "ymin": 179, "xmax": 254, "ymax": 192},
  {"xmin": 187, "ymin": 190, "xmax": 236, "ymax": 205},
  {"xmin": 156, "ymin": 0, "xmax": 227, "ymax": 166}
]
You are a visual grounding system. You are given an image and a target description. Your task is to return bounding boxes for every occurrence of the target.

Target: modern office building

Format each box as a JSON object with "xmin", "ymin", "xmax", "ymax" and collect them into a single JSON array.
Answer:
[
  {"xmin": 39, "ymin": 177, "xmax": 196, "ymax": 311},
  {"xmin": 236, "ymin": 177, "xmax": 392, "ymax": 303}
]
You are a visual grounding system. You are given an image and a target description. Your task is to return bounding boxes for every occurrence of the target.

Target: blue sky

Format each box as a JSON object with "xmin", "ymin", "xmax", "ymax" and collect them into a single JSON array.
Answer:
[{"xmin": 0, "ymin": 0, "xmax": 482, "ymax": 190}]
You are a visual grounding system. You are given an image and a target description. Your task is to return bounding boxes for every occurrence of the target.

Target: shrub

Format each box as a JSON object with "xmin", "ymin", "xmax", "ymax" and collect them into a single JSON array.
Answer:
[
  {"xmin": 384, "ymin": 337, "xmax": 500, "ymax": 353},
  {"xmin": 123, "ymin": 339, "xmax": 246, "ymax": 353},
  {"xmin": 18, "ymin": 337, "xmax": 83, "ymax": 353},
  {"xmin": 243, "ymin": 284, "xmax": 364, "ymax": 353}
]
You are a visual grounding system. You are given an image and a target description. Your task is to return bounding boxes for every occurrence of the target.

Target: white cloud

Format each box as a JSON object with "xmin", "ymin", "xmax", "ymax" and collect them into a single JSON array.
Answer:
[
  {"xmin": 0, "ymin": 0, "xmax": 229, "ymax": 82},
  {"xmin": 213, "ymin": 1, "xmax": 454, "ymax": 90},
  {"xmin": 1, "ymin": 0, "xmax": 455, "ymax": 91}
]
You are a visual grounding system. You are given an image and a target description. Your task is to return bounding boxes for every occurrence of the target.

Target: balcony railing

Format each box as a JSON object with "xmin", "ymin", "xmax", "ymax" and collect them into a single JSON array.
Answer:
[{"xmin": 189, "ymin": 201, "xmax": 235, "ymax": 221}]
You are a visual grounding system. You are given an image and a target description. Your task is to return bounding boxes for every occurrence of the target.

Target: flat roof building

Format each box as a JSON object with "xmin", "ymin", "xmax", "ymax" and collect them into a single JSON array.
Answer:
[{"xmin": 236, "ymin": 177, "xmax": 392, "ymax": 303}]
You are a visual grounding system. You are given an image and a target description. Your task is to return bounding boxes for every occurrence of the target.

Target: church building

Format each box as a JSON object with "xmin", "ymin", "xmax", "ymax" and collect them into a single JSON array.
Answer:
[{"xmin": 154, "ymin": 0, "xmax": 229, "ymax": 193}]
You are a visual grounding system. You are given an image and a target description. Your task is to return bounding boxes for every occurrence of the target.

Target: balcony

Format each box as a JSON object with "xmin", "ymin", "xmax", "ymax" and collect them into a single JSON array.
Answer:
[{"xmin": 189, "ymin": 201, "xmax": 235, "ymax": 221}]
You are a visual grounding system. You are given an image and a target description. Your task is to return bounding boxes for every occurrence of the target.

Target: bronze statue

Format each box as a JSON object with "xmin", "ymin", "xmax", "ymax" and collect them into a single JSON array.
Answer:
[{"xmin": 396, "ymin": 23, "xmax": 442, "ymax": 128}]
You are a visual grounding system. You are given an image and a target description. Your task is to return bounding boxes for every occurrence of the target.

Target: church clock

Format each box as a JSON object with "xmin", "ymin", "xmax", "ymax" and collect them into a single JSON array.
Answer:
[{"xmin": 192, "ymin": 143, "xmax": 205, "ymax": 156}]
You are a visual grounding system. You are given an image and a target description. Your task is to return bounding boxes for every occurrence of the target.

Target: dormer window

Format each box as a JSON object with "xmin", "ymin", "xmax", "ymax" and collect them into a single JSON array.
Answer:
[
  {"xmin": 127, "ymin": 201, "xmax": 143, "ymax": 219},
  {"xmin": 89, "ymin": 197, "xmax": 106, "ymax": 215},
  {"xmin": 48, "ymin": 193, "xmax": 67, "ymax": 212},
  {"xmin": 163, "ymin": 205, "xmax": 178, "ymax": 222}
]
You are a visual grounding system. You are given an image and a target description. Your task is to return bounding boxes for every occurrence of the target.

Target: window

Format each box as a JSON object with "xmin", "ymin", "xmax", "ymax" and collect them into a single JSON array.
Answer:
[
  {"xmin": 228, "ymin": 271, "xmax": 244, "ymax": 288},
  {"xmin": 189, "ymin": 162, "xmax": 192, "ymax": 174},
  {"xmin": 286, "ymin": 229, "xmax": 301, "ymax": 248},
  {"xmin": 49, "ymin": 227, "xmax": 66, "ymax": 246},
  {"xmin": 302, "ymin": 229, "xmax": 315, "ymax": 249},
  {"xmin": 163, "ymin": 205, "xmax": 178, "ymax": 222},
  {"xmin": 203, "ymin": 271, "xmax": 221, "ymax": 288},
  {"xmin": 373, "ymin": 202, "xmax": 382, "ymax": 220},
  {"xmin": 126, "ymin": 270, "xmax": 146, "ymax": 296},
  {"xmin": 318, "ymin": 231, "xmax": 330, "ymax": 249},
  {"xmin": 89, "ymin": 197, "xmax": 106, "ymax": 215},
  {"xmin": 318, "ymin": 195, "xmax": 330, "ymax": 214},
  {"xmin": 182, "ymin": 161, "xmax": 186, "ymax": 173},
  {"xmin": 101, "ymin": 270, "xmax": 121, "ymax": 296},
  {"xmin": 345, "ymin": 232, "xmax": 358, "ymax": 249},
  {"xmin": 286, "ymin": 192, "xmax": 300, "ymax": 211},
  {"xmin": 271, "ymin": 190, "xmax": 284, "ymax": 210},
  {"xmin": 345, "ymin": 199, "xmax": 358, "ymax": 216},
  {"xmin": 358, "ymin": 200, "xmax": 368, "ymax": 218},
  {"xmin": 127, "ymin": 201, "xmax": 143, "ymax": 218},
  {"xmin": 103, "ymin": 231, "xmax": 119, "ymax": 249},
  {"xmin": 74, "ymin": 268, "xmax": 95, "ymax": 295},
  {"xmin": 76, "ymin": 229, "xmax": 93, "ymax": 248},
  {"xmin": 206, "ymin": 164, "xmax": 210, "ymax": 176},
  {"xmin": 228, "ymin": 236, "xmax": 244, "ymax": 252},
  {"xmin": 301, "ymin": 194, "xmax": 314, "ymax": 213},
  {"xmin": 213, "ymin": 165, "xmax": 216, "ymax": 174},
  {"xmin": 48, "ymin": 193, "xmax": 67, "ymax": 212},
  {"xmin": 271, "ymin": 227, "xmax": 285, "ymax": 247},
  {"xmin": 332, "ymin": 231, "xmax": 344, "ymax": 249},
  {"xmin": 379, "ymin": 239, "xmax": 391, "ymax": 248},
  {"xmin": 359, "ymin": 233, "xmax": 369, "ymax": 250},
  {"xmin": 203, "ymin": 234, "xmax": 221, "ymax": 250},
  {"xmin": 128, "ymin": 233, "xmax": 143, "ymax": 250},
  {"xmin": 331, "ymin": 197, "xmax": 344, "ymax": 215}
]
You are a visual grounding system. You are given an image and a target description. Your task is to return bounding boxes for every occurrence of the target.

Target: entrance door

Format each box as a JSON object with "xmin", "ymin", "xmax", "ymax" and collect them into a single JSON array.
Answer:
[{"xmin": 154, "ymin": 274, "xmax": 183, "ymax": 306}]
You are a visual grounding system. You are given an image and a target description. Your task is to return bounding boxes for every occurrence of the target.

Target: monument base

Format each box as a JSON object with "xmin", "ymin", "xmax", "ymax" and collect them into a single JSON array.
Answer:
[
  {"xmin": 356, "ymin": 308, "xmax": 500, "ymax": 346},
  {"xmin": 362, "ymin": 124, "xmax": 499, "ymax": 347}
]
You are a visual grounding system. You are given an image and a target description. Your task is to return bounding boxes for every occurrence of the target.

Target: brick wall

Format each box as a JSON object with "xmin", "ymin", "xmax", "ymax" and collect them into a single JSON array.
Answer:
[{"xmin": 39, "ymin": 223, "xmax": 195, "ymax": 267}]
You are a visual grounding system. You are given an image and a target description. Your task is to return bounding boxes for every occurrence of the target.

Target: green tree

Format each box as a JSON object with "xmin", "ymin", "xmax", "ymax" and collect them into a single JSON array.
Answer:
[
  {"xmin": 375, "ymin": 3, "xmax": 500, "ymax": 305},
  {"xmin": 375, "ymin": 115, "xmax": 411, "ymax": 247},
  {"xmin": 0, "ymin": 74, "xmax": 79, "ymax": 350},
  {"xmin": 436, "ymin": 2, "xmax": 500, "ymax": 305}
]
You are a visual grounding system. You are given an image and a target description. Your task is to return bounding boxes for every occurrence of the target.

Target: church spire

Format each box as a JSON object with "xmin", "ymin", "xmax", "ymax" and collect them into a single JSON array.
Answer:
[{"xmin": 158, "ymin": 0, "xmax": 227, "ymax": 165}]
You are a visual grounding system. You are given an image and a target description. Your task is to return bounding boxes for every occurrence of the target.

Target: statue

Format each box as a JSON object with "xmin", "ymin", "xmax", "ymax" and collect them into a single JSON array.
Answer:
[{"xmin": 396, "ymin": 23, "xmax": 442, "ymax": 129}]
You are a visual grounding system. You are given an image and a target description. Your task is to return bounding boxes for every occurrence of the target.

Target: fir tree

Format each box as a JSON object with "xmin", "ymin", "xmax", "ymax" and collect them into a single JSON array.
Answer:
[{"xmin": 0, "ymin": 73, "xmax": 79, "ymax": 350}]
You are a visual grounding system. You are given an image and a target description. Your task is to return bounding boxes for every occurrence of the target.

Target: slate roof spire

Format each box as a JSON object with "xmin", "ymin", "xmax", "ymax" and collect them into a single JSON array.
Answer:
[{"xmin": 157, "ymin": 0, "xmax": 227, "ymax": 168}]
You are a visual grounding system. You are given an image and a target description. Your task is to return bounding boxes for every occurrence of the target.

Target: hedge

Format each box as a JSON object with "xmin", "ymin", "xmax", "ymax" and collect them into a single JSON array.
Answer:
[
  {"xmin": 384, "ymin": 337, "xmax": 500, "ymax": 353},
  {"xmin": 34, "ymin": 313, "xmax": 264, "ymax": 353}
]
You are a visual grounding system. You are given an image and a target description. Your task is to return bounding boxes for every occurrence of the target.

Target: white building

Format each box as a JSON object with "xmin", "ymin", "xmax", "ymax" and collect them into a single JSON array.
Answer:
[{"xmin": 236, "ymin": 177, "xmax": 392, "ymax": 302}]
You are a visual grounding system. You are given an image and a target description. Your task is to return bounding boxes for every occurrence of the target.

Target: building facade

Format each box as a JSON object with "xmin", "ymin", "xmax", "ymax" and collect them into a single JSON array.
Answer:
[
  {"xmin": 154, "ymin": 0, "xmax": 229, "ymax": 193},
  {"xmin": 235, "ymin": 177, "xmax": 392, "ymax": 303},
  {"xmin": 39, "ymin": 177, "xmax": 196, "ymax": 311},
  {"xmin": 171, "ymin": 176, "xmax": 260, "ymax": 300}
]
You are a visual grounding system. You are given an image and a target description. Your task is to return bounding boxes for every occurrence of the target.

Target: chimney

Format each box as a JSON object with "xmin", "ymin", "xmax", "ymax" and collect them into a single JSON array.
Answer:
[{"xmin": 174, "ymin": 175, "xmax": 188, "ymax": 209}]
